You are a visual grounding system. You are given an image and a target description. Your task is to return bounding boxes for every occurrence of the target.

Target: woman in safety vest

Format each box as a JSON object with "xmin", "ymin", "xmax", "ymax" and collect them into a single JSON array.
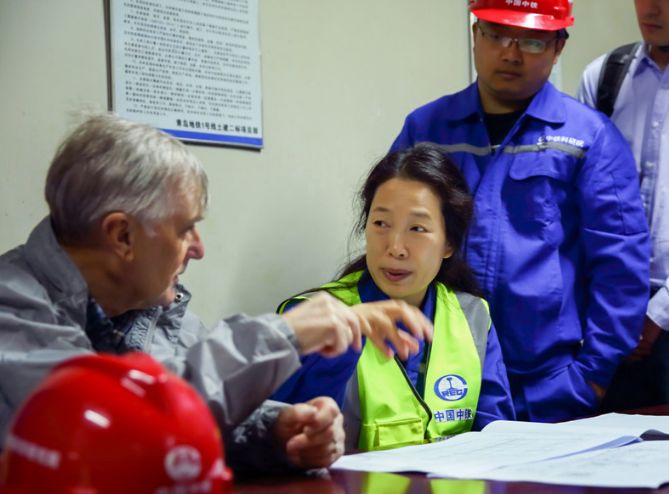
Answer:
[{"xmin": 273, "ymin": 142, "xmax": 515, "ymax": 451}]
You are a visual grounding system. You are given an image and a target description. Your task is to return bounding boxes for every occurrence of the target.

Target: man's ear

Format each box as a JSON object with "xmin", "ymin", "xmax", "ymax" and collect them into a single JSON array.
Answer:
[
  {"xmin": 553, "ymin": 39, "xmax": 566, "ymax": 64},
  {"xmin": 100, "ymin": 212, "xmax": 136, "ymax": 262}
]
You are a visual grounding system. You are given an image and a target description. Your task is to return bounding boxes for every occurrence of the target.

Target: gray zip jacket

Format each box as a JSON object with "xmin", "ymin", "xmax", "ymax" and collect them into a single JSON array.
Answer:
[{"xmin": 0, "ymin": 217, "xmax": 303, "ymax": 472}]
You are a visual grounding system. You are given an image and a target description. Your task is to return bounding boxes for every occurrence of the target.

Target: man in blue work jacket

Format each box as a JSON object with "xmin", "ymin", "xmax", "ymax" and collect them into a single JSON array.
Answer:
[{"xmin": 390, "ymin": 0, "xmax": 650, "ymax": 422}]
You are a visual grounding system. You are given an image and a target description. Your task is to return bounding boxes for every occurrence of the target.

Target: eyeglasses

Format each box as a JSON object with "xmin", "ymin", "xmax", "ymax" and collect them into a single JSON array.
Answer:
[{"xmin": 477, "ymin": 22, "xmax": 557, "ymax": 54}]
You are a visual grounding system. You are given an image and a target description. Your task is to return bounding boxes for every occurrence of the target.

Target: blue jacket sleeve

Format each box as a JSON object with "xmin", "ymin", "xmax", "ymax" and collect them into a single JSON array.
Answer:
[
  {"xmin": 271, "ymin": 300, "xmax": 362, "ymax": 407},
  {"xmin": 270, "ymin": 347, "xmax": 361, "ymax": 407},
  {"xmin": 473, "ymin": 323, "xmax": 515, "ymax": 430},
  {"xmin": 574, "ymin": 119, "xmax": 649, "ymax": 386},
  {"xmin": 525, "ymin": 119, "xmax": 650, "ymax": 420}
]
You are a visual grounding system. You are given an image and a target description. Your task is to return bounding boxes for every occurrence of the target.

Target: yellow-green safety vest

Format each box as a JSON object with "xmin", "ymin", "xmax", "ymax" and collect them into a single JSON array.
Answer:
[
  {"xmin": 282, "ymin": 271, "xmax": 491, "ymax": 452},
  {"xmin": 359, "ymin": 473, "xmax": 486, "ymax": 494}
]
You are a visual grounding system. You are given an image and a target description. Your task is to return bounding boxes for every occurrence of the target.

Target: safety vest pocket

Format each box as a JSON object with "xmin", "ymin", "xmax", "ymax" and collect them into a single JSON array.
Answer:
[{"xmin": 362, "ymin": 416, "xmax": 425, "ymax": 450}]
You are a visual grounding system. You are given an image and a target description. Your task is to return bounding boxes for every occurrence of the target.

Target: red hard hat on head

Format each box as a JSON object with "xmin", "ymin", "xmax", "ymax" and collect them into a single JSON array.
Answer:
[
  {"xmin": 0, "ymin": 353, "xmax": 233, "ymax": 494},
  {"xmin": 469, "ymin": 0, "xmax": 574, "ymax": 31}
]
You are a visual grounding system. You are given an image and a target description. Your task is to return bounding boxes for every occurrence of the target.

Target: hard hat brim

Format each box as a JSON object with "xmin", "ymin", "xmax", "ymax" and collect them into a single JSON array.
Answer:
[{"xmin": 472, "ymin": 8, "xmax": 574, "ymax": 31}]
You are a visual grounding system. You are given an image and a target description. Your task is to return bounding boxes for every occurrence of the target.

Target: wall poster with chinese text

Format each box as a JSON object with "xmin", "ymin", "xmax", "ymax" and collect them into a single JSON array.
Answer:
[{"xmin": 109, "ymin": 0, "xmax": 263, "ymax": 148}]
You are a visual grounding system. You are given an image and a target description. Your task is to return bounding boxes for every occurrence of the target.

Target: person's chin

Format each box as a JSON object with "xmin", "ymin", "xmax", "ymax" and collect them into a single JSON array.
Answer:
[
  {"xmin": 376, "ymin": 281, "xmax": 408, "ymax": 301},
  {"xmin": 156, "ymin": 286, "xmax": 178, "ymax": 307}
]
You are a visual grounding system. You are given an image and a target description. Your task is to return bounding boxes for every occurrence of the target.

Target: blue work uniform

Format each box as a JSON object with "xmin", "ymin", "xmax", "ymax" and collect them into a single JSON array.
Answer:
[
  {"xmin": 390, "ymin": 81, "xmax": 650, "ymax": 422},
  {"xmin": 272, "ymin": 271, "xmax": 515, "ymax": 430}
]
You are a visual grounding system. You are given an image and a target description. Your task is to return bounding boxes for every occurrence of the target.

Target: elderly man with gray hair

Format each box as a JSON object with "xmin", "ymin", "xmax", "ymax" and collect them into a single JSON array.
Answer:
[{"xmin": 0, "ymin": 114, "xmax": 432, "ymax": 473}]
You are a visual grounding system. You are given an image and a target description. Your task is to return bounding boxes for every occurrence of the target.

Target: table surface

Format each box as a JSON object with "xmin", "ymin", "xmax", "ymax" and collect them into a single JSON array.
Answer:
[{"xmin": 234, "ymin": 405, "xmax": 669, "ymax": 494}]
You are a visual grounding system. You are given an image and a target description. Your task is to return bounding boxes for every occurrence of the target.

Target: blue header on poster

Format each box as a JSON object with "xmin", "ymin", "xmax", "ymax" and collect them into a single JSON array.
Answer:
[{"xmin": 162, "ymin": 129, "xmax": 263, "ymax": 149}]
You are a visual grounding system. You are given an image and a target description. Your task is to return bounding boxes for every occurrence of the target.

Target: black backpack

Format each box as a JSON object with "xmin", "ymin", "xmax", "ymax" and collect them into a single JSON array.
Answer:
[{"xmin": 595, "ymin": 42, "xmax": 641, "ymax": 117}]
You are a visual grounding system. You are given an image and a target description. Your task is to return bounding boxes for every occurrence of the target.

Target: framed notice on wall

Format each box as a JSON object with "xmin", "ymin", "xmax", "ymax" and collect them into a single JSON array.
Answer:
[{"xmin": 107, "ymin": 0, "xmax": 263, "ymax": 148}]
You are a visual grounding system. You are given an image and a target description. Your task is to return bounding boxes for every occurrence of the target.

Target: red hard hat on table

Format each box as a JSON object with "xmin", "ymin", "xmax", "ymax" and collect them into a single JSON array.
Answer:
[
  {"xmin": 0, "ymin": 352, "xmax": 233, "ymax": 494},
  {"xmin": 469, "ymin": 0, "xmax": 574, "ymax": 31}
]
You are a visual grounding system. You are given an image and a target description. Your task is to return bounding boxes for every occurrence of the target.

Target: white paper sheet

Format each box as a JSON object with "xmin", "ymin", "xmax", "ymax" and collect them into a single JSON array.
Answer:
[
  {"xmin": 331, "ymin": 427, "xmax": 637, "ymax": 477},
  {"xmin": 558, "ymin": 412, "xmax": 669, "ymax": 438},
  {"xmin": 478, "ymin": 441, "xmax": 669, "ymax": 488}
]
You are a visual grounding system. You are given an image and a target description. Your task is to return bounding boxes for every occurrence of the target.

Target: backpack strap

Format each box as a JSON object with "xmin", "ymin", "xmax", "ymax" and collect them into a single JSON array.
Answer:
[{"xmin": 595, "ymin": 42, "xmax": 641, "ymax": 117}]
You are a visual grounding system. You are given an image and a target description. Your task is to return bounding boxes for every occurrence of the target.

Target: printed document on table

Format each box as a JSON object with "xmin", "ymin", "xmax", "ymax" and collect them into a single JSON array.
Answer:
[
  {"xmin": 556, "ymin": 412, "xmax": 669, "ymax": 438},
  {"xmin": 477, "ymin": 441, "xmax": 669, "ymax": 488},
  {"xmin": 332, "ymin": 424, "xmax": 637, "ymax": 477}
]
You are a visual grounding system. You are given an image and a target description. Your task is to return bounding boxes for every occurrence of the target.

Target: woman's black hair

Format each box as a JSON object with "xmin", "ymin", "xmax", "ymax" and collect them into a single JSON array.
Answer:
[{"xmin": 339, "ymin": 142, "xmax": 482, "ymax": 297}]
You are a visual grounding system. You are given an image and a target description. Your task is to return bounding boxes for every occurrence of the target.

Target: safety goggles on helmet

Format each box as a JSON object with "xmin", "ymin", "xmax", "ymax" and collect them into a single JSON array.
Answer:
[{"xmin": 0, "ymin": 352, "xmax": 233, "ymax": 494}]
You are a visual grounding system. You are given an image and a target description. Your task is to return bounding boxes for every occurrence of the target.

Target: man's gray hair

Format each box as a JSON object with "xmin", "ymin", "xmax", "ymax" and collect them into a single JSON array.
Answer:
[{"xmin": 45, "ymin": 114, "xmax": 208, "ymax": 243}]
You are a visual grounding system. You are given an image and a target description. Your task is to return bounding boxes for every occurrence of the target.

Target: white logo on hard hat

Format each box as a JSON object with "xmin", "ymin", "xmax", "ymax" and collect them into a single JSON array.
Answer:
[{"xmin": 164, "ymin": 445, "xmax": 202, "ymax": 481}]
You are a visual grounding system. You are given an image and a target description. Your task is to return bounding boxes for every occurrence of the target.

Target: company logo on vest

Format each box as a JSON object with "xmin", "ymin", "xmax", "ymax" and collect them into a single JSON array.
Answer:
[{"xmin": 434, "ymin": 374, "xmax": 468, "ymax": 401}]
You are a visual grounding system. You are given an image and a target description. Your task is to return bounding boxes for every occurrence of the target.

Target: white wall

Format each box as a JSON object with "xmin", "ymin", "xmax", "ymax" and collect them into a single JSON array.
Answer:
[{"xmin": 0, "ymin": 0, "xmax": 640, "ymax": 326}]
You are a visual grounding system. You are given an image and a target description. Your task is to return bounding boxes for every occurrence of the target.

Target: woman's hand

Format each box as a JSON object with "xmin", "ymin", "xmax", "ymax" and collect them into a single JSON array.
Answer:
[{"xmin": 351, "ymin": 300, "xmax": 433, "ymax": 360}]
